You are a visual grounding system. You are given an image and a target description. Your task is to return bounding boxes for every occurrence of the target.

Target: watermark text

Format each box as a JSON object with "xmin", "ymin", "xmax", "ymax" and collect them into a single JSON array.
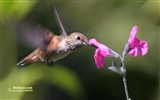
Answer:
[{"xmin": 8, "ymin": 86, "xmax": 33, "ymax": 93}]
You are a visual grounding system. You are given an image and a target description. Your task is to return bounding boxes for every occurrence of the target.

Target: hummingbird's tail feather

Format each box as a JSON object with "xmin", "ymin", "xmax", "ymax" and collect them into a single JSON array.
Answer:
[
  {"xmin": 17, "ymin": 60, "xmax": 29, "ymax": 66},
  {"xmin": 17, "ymin": 55, "xmax": 41, "ymax": 66},
  {"xmin": 17, "ymin": 56, "xmax": 36, "ymax": 66},
  {"xmin": 17, "ymin": 48, "xmax": 45, "ymax": 66}
]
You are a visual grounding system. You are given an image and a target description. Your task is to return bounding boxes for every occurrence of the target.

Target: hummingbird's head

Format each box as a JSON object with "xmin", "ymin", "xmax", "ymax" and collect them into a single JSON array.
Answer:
[{"xmin": 68, "ymin": 32, "xmax": 89, "ymax": 49}]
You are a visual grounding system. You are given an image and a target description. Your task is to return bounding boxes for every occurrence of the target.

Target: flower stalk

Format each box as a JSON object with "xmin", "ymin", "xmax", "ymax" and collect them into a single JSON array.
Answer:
[
  {"xmin": 120, "ymin": 55, "xmax": 130, "ymax": 100},
  {"xmin": 89, "ymin": 26, "xmax": 148, "ymax": 100}
]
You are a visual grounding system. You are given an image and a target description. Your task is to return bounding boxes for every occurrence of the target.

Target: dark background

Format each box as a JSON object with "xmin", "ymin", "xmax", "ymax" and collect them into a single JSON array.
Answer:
[{"xmin": 1, "ymin": 0, "xmax": 159, "ymax": 100}]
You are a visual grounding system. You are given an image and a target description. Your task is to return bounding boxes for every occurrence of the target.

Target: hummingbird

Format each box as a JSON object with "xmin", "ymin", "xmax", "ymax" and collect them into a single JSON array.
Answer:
[{"xmin": 17, "ymin": 7, "xmax": 89, "ymax": 66}]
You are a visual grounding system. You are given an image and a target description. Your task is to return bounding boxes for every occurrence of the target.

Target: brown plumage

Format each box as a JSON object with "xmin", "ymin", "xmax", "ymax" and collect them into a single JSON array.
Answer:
[{"xmin": 17, "ymin": 7, "xmax": 89, "ymax": 66}]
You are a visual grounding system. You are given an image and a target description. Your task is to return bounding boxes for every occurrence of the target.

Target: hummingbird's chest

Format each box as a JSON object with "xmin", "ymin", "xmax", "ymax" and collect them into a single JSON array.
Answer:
[
  {"xmin": 49, "ymin": 50, "xmax": 72, "ymax": 62},
  {"xmin": 47, "ymin": 39, "xmax": 73, "ymax": 62}
]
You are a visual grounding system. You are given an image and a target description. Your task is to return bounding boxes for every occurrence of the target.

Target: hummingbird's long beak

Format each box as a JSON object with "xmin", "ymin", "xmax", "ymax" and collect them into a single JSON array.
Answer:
[
  {"xmin": 89, "ymin": 43, "xmax": 98, "ymax": 48},
  {"xmin": 83, "ymin": 40, "xmax": 90, "ymax": 45}
]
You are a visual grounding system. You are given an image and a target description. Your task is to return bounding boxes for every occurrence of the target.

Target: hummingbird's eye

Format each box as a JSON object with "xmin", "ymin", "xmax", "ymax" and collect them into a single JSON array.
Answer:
[{"xmin": 76, "ymin": 36, "xmax": 81, "ymax": 40}]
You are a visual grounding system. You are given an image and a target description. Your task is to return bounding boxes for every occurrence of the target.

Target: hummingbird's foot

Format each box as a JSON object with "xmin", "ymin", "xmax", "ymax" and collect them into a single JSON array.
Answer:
[{"xmin": 45, "ymin": 60, "xmax": 54, "ymax": 67}]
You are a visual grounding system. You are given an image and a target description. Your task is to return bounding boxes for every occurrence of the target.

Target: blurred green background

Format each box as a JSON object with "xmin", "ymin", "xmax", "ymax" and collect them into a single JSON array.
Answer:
[{"xmin": 0, "ymin": 0, "xmax": 159, "ymax": 100}]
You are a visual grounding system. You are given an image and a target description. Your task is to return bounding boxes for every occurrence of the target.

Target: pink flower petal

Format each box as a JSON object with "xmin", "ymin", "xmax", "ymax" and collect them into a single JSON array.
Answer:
[
  {"xmin": 128, "ymin": 38, "xmax": 148, "ymax": 56},
  {"xmin": 94, "ymin": 49, "xmax": 106, "ymax": 69},
  {"xmin": 128, "ymin": 26, "xmax": 138, "ymax": 48},
  {"xmin": 89, "ymin": 38, "xmax": 119, "ymax": 68},
  {"xmin": 128, "ymin": 26, "xmax": 148, "ymax": 56},
  {"xmin": 89, "ymin": 38, "xmax": 101, "ymax": 47},
  {"xmin": 89, "ymin": 38, "xmax": 108, "ymax": 50},
  {"xmin": 89, "ymin": 39, "xmax": 110, "ymax": 68},
  {"xmin": 93, "ymin": 47, "xmax": 109, "ymax": 69}
]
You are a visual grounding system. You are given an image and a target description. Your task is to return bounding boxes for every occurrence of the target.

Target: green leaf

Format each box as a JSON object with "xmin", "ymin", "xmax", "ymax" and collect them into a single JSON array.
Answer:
[
  {"xmin": 1, "ymin": 64, "xmax": 85, "ymax": 100},
  {"xmin": 2, "ymin": 0, "xmax": 37, "ymax": 20}
]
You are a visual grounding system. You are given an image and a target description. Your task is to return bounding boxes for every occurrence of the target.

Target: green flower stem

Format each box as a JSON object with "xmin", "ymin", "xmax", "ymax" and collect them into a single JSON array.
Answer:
[
  {"xmin": 120, "ymin": 56, "xmax": 131, "ymax": 100},
  {"xmin": 123, "ymin": 74, "xmax": 130, "ymax": 100}
]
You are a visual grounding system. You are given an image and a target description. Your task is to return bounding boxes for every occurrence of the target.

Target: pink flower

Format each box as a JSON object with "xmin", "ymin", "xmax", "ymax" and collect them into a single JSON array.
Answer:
[
  {"xmin": 128, "ymin": 26, "xmax": 148, "ymax": 56},
  {"xmin": 89, "ymin": 39, "xmax": 119, "ymax": 69}
]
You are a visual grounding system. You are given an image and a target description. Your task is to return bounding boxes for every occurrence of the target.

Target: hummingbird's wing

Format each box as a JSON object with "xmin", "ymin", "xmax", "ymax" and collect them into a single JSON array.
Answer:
[
  {"xmin": 53, "ymin": 5, "xmax": 67, "ymax": 37},
  {"xmin": 16, "ymin": 22, "xmax": 55, "ymax": 50}
]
